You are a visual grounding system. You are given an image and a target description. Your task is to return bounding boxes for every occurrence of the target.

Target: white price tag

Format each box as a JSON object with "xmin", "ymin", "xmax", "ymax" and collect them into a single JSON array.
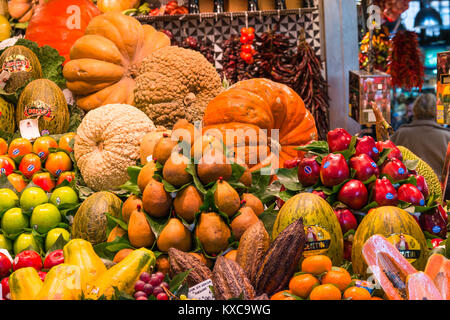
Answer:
[
  {"xmin": 188, "ymin": 279, "xmax": 215, "ymax": 300},
  {"xmin": 365, "ymin": 110, "xmax": 376, "ymax": 123},
  {"xmin": 19, "ymin": 119, "xmax": 41, "ymax": 141}
]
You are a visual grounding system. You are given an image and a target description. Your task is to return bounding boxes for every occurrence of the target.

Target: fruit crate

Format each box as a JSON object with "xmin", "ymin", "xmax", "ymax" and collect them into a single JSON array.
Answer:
[{"xmin": 437, "ymin": 51, "xmax": 450, "ymax": 125}]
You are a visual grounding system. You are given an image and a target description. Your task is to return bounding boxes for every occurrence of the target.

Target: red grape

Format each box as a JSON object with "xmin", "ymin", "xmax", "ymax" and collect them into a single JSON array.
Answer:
[
  {"xmin": 157, "ymin": 293, "xmax": 168, "ymax": 300},
  {"xmin": 153, "ymin": 286, "xmax": 164, "ymax": 296},
  {"xmin": 136, "ymin": 296, "xmax": 148, "ymax": 301},
  {"xmin": 140, "ymin": 272, "xmax": 151, "ymax": 283},
  {"xmin": 134, "ymin": 291, "xmax": 147, "ymax": 299},
  {"xmin": 149, "ymin": 275, "xmax": 161, "ymax": 287},
  {"xmin": 160, "ymin": 282, "xmax": 169, "ymax": 290},
  {"xmin": 134, "ymin": 280, "xmax": 145, "ymax": 292},
  {"xmin": 154, "ymin": 272, "xmax": 165, "ymax": 282},
  {"xmin": 143, "ymin": 283, "xmax": 154, "ymax": 296}
]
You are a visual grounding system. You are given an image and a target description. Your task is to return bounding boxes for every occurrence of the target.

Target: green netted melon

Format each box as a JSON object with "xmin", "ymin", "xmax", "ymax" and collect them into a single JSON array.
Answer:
[
  {"xmin": 72, "ymin": 191, "xmax": 123, "ymax": 245},
  {"xmin": 273, "ymin": 192, "xmax": 344, "ymax": 266},
  {"xmin": 0, "ymin": 45, "xmax": 43, "ymax": 94},
  {"xmin": 16, "ymin": 78, "xmax": 69, "ymax": 135},
  {"xmin": 352, "ymin": 206, "xmax": 428, "ymax": 277},
  {"xmin": 0, "ymin": 96, "xmax": 15, "ymax": 133}
]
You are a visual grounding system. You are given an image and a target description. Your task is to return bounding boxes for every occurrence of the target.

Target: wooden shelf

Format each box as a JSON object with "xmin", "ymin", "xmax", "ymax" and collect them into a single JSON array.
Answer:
[{"xmin": 135, "ymin": 8, "xmax": 319, "ymax": 23}]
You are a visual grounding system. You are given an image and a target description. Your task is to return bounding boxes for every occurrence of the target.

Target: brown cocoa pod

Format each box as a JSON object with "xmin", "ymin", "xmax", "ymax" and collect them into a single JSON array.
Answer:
[
  {"xmin": 168, "ymin": 247, "xmax": 213, "ymax": 287},
  {"xmin": 235, "ymin": 220, "xmax": 270, "ymax": 286},
  {"xmin": 253, "ymin": 294, "xmax": 269, "ymax": 300},
  {"xmin": 212, "ymin": 256, "xmax": 256, "ymax": 300},
  {"xmin": 254, "ymin": 218, "xmax": 306, "ymax": 296}
]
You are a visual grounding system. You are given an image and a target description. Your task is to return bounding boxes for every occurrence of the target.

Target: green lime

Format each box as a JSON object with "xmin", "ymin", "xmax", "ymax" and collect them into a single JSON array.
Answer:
[
  {"xmin": 20, "ymin": 187, "xmax": 48, "ymax": 212},
  {"xmin": 30, "ymin": 203, "xmax": 61, "ymax": 234},
  {"xmin": 0, "ymin": 234, "xmax": 12, "ymax": 252},
  {"xmin": 1, "ymin": 207, "xmax": 29, "ymax": 234},
  {"xmin": 0, "ymin": 188, "xmax": 19, "ymax": 213},
  {"xmin": 50, "ymin": 187, "xmax": 79, "ymax": 207},
  {"xmin": 13, "ymin": 233, "xmax": 40, "ymax": 255},
  {"xmin": 45, "ymin": 228, "xmax": 70, "ymax": 251}
]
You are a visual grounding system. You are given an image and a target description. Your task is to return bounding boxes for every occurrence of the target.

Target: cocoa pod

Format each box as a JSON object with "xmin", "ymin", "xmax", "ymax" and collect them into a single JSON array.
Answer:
[
  {"xmin": 212, "ymin": 256, "xmax": 256, "ymax": 300},
  {"xmin": 168, "ymin": 248, "xmax": 213, "ymax": 287},
  {"xmin": 254, "ymin": 218, "xmax": 306, "ymax": 296},
  {"xmin": 253, "ymin": 294, "xmax": 269, "ymax": 300},
  {"xmin": 235, "ymin": 220, "xmax": 270, "ymax": 286}
]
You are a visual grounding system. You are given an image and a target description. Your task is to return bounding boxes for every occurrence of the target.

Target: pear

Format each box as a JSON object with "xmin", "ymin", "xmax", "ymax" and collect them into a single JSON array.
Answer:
[
  {"xmin": 122, "ymin": 195, "xmax": 143, "ymax": 223},
  {"xmin": 188, "ymin": 252, "xmax": 213, "ymax": 268},
  {"xmin": 128, "ymin": 209, "xmax": 155, "ymax": 248},
  {"xmin": 142, "ymin": 179, "xmax": 172, "ymax": 218},
  {"xmin": 137, "ymin": 161, "xmax": 158, "ymax": 192},
  {"xmin": 214, "ymin": 179, "xmax": 240, "ymax": 217},
  {"xmin": 162, "ymin": 152, "xmax": 192, "ymax": 187},
  {"xmin": 153, "ymin": 134, "xmax": 178, "ymax": 165},
  {"xmin": 172, "ymin": 119, "xmax": 198, "ymax": 147},
  {"xmin": 197, "ymin": 149, "xmax": 232, "ymax": 185},
  {"xmin": 230, "ymin": 207, "xmax": 259, "ymax": 240},
  {"xmin": 241, "ymin": 193, "xmax": 264, "ymax": 216},
  {"xmin": 195, "ymin": 212, "xmax": 231, "ymax": 255},
  {"xmin": 157, "ymin": 218, "xmax": 192, "ymax": 252},
  {"xmin": 239, "ymin": 163, "xmax": 253, "ymax": 187},
  {"xmin": 173, "ymin": 185, "xmax": 203, "ymax": 224},
  {"xmin": 191, "ymin": 134, "xmax": 224, "ymax": 161}
]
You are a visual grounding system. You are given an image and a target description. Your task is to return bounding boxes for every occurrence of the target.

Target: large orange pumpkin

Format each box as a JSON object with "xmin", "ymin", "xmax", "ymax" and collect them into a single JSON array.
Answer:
[
  {"xmin": 202, "ymin": 78, "xmax": 318, "ymax": 171},
  {"xmin": 97, "ymin": 0, "xmax": 140, "ymax": 13},
  {"xmin": 63, "ymin": 12, "xmax": 170, "ymax": 111},
  {"xmin": 25, "ymin": 0, "xmax": 101, "ymax": 64}
]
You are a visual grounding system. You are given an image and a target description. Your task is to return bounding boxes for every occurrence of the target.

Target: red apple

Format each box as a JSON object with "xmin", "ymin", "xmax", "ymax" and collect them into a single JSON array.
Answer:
[
  {"xmin": 381, "ymin": 158, "xmax": 408, "ymax": 182},
  {"xmin": 43, "ymin": 249, "xmax": 64, "ymax": 269},
  {"xmin": 410, "ymin": 175, "xmax": 429, "ymax": 199},
  {"xmin": 355, "ymin": 136, "xmax": 379, "ymax": 161},
  {"xmin": 1, "ymin": 277, "xmax": 9, "ymax": 300},
  {"xmin": 349, "ymin": 154, "xmax": 379, "ymax": 182},
  {"xmin": 371, "ymin": 177, "xmax": 398, "ymax": 206},
  {"xmin": 327, "ymin": 128, "xmax": 352, "ymax": 152},
  {"xmin": 18, "ymin": 153, "xmax": 42, "ymax": 179},
  {"xmin": 283, "ymin": 158, "xmax": 302, "ymax": 169},
  {"xmin": 0, "ymin": 253, "xmax": 11, "ymax": 278},
  {"xmin": 438, "ymin": 204, "xmax": 448, "ymax": 221},
  {"xmin": 0, "ymin": 155, "xmax": 16, "ymax": 176},
  {"xmin": 320, "ymin": 153, "xmax": 349, "ymax": 187},
  {"xmin": 276, "ymin": 185, "xmax": 286, "ymax": 208},
  {"xmin": 334, "ymin": 208, "xmax": 358, "ymax": 234},
  {"xmin": 312, "ymin": 190, "xmax": 327, "ymax": 200},
  {"xmin": 298, "ymin": 156, "xmax": 320, "ymax": 186},
  {"xmin": 32, "ymin": 172, "xmax": 56, "ymax": 193},
  {"xmin": 431, "ymin": 238, "xmax": 444, "ymax": 248},
  {"xmin": 337, "ymin": 180, "xmax": 368, "ymax": 210},
  {"xmin": 419, "ymin": 206, "xmax": 447, "ymax": 239},
  {"xmin": 38, "ymin": 271, "xmax": 47, "ymax": 282},
  {"xmin": 376, "ymin": 140, "xmax": 403, "ymax": 161},
  {"xmin": 12, "ymin": 250, "xmax": 42, "ymax": 271},
  {"xmin": 398, "ymin": 184, "xmax": 425, "ymax": 206}
]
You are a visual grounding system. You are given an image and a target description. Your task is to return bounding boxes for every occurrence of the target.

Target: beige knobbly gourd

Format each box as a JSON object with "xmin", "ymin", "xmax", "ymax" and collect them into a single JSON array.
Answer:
[{"xmin": 74, "ymin": 103, "xmax": 156, "ymax": 191}]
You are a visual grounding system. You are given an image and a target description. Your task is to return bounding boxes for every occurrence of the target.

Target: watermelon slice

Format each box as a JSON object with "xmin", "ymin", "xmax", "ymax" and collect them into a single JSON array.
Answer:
[
  {"xmin": 424, "ymin": 254, "xmax": 449, "ymax": 300},
  {"xmin": 362, "ymin": 235, "xmax": 417, "ymax": 300},
  {"xmin": 406, "ymin": 272, "xmax": 444, "ymax": 300}
]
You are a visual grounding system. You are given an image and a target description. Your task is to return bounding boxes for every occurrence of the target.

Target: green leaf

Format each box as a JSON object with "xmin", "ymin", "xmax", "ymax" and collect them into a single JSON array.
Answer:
[
  {"xmin": 376, "ymin": 148, "xmax": 392, "ymax": 167},
  {"xmin": 169, "ymin": 269, "xmax": 191, "ymax": 293},
  {"xmin": 230, "ymin": 163, "xmax": 246, "ymax": 183},
  {"xmin": 334, "ymin": 136, "xmax": 357, "ymax": 160},
  {"xmin": 118, "ymin": 180, "xmax": 141, "ymax": 196},
  {"xmin": 186, "ymin": 163, "xmax": 207, "ymax": 195},
  {"xmin": 106, "ymin": 213, "xmax": 128, "ymax": 231},
  {"xmin": 93, "ymin": 236, "xmax": 134, "ymax": 260},
  {"xmin": 276, "ymin": 168, "xmax": 303, "ymax": 191},
  {"xmin": 295, "ymin": 140, "xmax": 329, "ymax": 155},
  {"xmin": 404, "ymin": 159, "xmax": 419, "ymax": 171},
  {"xmin": 362, "ymin": 174, "xmax": 377, "ymax": 185},
  {"xmin": 361, "ymin": 201, "xmax": 378, "ymax": 213},
  {"xmin": 145, "ymin": 213, "xmax": 170, "ymax": 240},
  {"xmin": 249, "ymin": 169, "xmax": 275, "ymax": 204},
  {"xmin": 127, "ymin": 166, "xmax": 142, "ymax": 185},
  {"xmin": 258, "ymin": 203, "xmax": 277, "ymax": 239}
]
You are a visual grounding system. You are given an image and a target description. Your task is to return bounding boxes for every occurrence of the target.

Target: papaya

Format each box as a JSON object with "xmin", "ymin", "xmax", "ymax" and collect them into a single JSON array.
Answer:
[
  {"xmin": 63, "ymin": 239, "xmax": 107, "ymax": 294},
  {"xmin": 406, "ymin": 272, "xmax": 444, "ymax": 300},
  {"xmin": 362, "ymin": 235, "xmax": 417, "ymax": 300},
  {"xmin": 424, "ymin": 254, "xmax": 449, "ymax": 300},
  {"xmin": 36, "ymin": 264, "xmax": 82, "ymax": 300},
  {"xmin": 9, "ymin": 267, "xmax": 43, "ymax": 300},
  {"xmin": 87, "ymin": 248, "xmax": 156, "ymax": 299}
]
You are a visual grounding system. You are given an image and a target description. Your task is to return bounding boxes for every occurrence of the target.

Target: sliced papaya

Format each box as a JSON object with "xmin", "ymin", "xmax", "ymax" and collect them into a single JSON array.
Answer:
[
  {"xmin": 362, "ymin": 235, "xmax": 417, "ymax": 300},
  {"xmin": 406, "ymin": 272, "xmax": 444, "ymax": 300},
  {"xmin": 424, "ymin": 254, "xmax": 449, "ymax": 300}
]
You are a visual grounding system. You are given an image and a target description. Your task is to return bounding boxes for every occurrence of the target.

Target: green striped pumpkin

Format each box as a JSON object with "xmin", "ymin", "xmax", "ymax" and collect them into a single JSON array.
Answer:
[
  {"xmin": 273, "ymin": 192, "xmax": 344, "ymax": 266},
  {"xmin": 352, "ymin": 206, "xmax": 428, "ymax": 276}
]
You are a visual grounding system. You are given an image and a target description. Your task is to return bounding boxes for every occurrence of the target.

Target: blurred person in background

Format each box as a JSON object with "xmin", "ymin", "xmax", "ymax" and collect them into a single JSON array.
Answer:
[{"xmin": 391, "ymin": 93, "xmax": 450, "ymax": 180}]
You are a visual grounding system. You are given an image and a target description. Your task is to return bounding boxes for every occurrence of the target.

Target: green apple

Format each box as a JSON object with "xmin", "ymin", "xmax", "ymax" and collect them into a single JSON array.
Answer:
[
  {"xmin": 0, "ymin": 188, "xmax": 19, "ymax": 213},
  {"xmin": 45, "ymin": 228, "xmax": 70, "ymax": 251},
  {"xmin": 20, "ymin": 187, "xmax": 48, "ymax": 212},
  {"xmin": 0, "ymin": 234, "xmax": 12, "ymax": 252},
  {"xmin": 1, "ymin": 207, "xmax": 29, "ymax": 234},
  {"xmin": 30, "ymin": 203, "xmax": 61, "ymax": 234},
  {"xmin": 13, "ymin": 233, "xmax": 40, "ymax": 255},
  {"xmin": 50, "ymin": 187, "xmax": 79, "ymax": 207}
]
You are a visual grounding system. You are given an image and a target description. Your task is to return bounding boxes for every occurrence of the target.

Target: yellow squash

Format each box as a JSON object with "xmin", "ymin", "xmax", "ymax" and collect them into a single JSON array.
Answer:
[
  {"xmin": 37, "ymin": 264, "xmax": 82, "ymax": 300},
  {"xmin": 87, "ymin": 248, "xmax": 155, "ymax": 300},
  {"xmin": 63, "ymin": 239, "xmax": 107, "ymax": 294},
  {"xmin": 9, "ymin": 267, "xmax": 43, "ymax": 300}
]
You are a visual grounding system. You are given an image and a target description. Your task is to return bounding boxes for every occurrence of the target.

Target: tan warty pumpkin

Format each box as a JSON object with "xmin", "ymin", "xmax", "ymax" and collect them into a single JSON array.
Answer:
[
  {"xmin": 63, "ymin": 12, "xmax": 170, "ymax": 111},
  {"xmin": 202, "ymin": 78, "xmax": 318, "ymax": 171}
]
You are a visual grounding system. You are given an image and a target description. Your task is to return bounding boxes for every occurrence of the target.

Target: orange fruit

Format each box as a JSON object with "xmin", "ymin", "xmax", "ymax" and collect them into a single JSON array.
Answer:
[
  {"xmin": 321, "ymin": 270, "xmax": 352, "ymax": 291},
  {"xmin": 370, "ymin": 296, "xmax": 384, "ymax": 300},
  {"xmin": 301, "ymin": 255, "xmax": 333, "ymax": 276},
  {"xmin": 113, "ymin": 248, "xmax": 134, "ymax": 263},
  {"xmin": 7, "ymin": 173, "xmax": 27, "ymax": 193},
  {"xmin": 57, "ymin": 171, "xmax": 75, "ymax": 185},
  {"xmin": 32, "ymin": 136, "xmax": 58, "ymax": 160},
  {"xmin": 289, "ymin": 273, "xmax": 320, "ymax": 299},
  {"xmin": 343, "ymin": 286, "xmax": 372, "ymax": 300},
  {"xmin": 0, "ymin": 155, "xmax": 16, "ymax": 176},
  {"xmin": 309, "ymin": 284, "xmax": 342, "ymax": 300},
  {"xmin": 19, "ymin": 153, "xmax": 42, "ymax": 178},
  {"xmin": 45, "ymin": 152, "xmax": 72, "ymax": 177},
  {"xmin": 0, "ymin": 138, "xmax": 7, "ymax": 155},
  {"xmin": 224, "ymin": 249, "xmax": 237, "ymax": 261},
  {"xmin": 270, "ymin": 290, "xmax": 296, "ymax": 300},
  {"xmin": 58, "ymin": 132, "xmax": 76, "ymax": 153},
  {"xmin": 8, "ymin": 138, "xmax": 32, "ymax": 160}
]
